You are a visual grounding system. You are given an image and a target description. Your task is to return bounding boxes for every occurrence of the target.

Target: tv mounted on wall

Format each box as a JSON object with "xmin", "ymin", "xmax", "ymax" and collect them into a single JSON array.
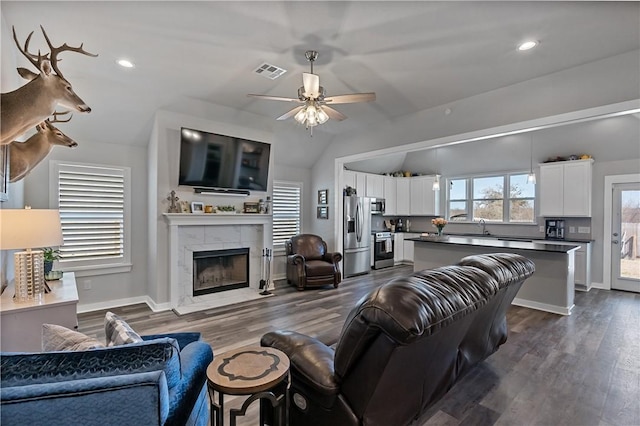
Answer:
[{"xmin": 179, "ymin": 127, "xmax": 271, "ymax": 193}]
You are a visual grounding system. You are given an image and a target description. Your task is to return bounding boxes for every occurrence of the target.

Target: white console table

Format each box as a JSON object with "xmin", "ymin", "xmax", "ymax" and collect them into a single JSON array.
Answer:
[{"xmin": 0, "ymin": 272, "xmax": 78, "ymax": 352}]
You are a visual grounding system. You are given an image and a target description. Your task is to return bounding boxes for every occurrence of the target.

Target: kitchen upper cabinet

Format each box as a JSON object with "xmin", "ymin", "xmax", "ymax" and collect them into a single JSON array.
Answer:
[
  {"xmin": 343, "ymin": 170, "xmax": 367, "ymax": 196},
  {"xmin": 539, "ymin": 159, "xmax": 593, "ymax": 217},
  {"xmin": 396, "ymin": 178, "xmax": 411, "ymax": 215},
  {"xmin": 343, "ymin": 170, "xmax": 356, "ymax": 192},
  {"xmin": 409, "ymin": 176, "xmax": 440, "ymax": 216},
  {"xmin": 384, "ymin": 176, "xmax": 397, "ymax": 216},
  {"xmin": 365, "ymin": 173, "xmax": 385, "ymax": 198}
]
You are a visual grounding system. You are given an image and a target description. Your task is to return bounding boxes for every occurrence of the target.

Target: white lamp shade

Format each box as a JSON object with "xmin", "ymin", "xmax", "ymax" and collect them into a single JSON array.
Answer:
[{"xmin": 0, "ymin": 209, "xmax": 63, "ymax": 250}]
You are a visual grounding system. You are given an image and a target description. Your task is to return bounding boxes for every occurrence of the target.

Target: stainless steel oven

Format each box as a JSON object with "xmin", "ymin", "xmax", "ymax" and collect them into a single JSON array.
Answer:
[{"xmin": 373, "ymin": 231, "xmax": 394, "ymax": 269}]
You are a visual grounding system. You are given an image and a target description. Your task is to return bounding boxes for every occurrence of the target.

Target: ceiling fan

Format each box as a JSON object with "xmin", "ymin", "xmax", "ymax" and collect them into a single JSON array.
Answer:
[{"xmin": 248, "ymin": 50, "xmax": 376, "ymax": 135}]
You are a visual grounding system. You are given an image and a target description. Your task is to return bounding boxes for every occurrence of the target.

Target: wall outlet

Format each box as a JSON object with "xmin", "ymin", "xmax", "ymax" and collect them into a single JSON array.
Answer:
[
  {"xmin": 83, "ymin": 280, "xmax": 92, "ymax": 290},
  {"xmin": 569, "ymin": 226, "xmax": 576, "ymax": 233},
  {"xmin": 578, "ymin": 226, "xmax": 591, "ymax": 234},
  {"xmin": 539, "ymin": 225, "xmax": 545, "ymax": 232}
]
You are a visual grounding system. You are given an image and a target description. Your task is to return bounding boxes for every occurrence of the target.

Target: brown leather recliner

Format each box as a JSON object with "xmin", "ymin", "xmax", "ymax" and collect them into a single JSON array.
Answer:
[
  {"xmin": 286, "ymin": 234, "xmax": 343, "ymax": 290},
  {"xmin": 262, "ymin": 253, "xmax": 535, "ymax": 426}
]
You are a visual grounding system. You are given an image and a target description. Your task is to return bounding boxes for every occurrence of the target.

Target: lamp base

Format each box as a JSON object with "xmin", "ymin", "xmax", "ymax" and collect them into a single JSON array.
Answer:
[{"xmin": 13, "ymin": 250, "xmax": 45, "ymax": 302}]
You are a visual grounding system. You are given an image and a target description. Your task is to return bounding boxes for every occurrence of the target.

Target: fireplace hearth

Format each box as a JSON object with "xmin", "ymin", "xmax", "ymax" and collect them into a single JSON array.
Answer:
[{"xmin": 193, "ymin": 248, "xmax": 250, "ymax": 296}]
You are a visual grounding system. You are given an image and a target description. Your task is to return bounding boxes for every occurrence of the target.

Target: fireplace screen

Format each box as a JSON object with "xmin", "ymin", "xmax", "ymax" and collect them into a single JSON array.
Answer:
[{"xmin": 193, "ymin": 248, "xmax": 250, "ymax": 296}]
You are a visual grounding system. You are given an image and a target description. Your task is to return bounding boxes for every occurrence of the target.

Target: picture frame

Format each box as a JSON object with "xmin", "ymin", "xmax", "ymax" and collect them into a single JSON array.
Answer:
[
  {"xmin": 0, "ymin": 145, "xmax": 8, "ymax": 202},
  {"xmin": 191, "ymin": 202, "xmax": 204, "ymax": 214},
  {"xmin": 317, "ymin": 206, "xmax": 329, "ymax": 219},
  {"xmin": 180, "ymin": 201, "xmax": 191, "ymax": 213},
  {"xmin": 317, "ymin": 189, "xmax": 328, "ymax": 205}
]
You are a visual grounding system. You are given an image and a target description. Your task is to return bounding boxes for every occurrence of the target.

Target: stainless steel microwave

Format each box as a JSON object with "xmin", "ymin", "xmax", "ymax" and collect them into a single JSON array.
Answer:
[{"xmin": 371, "ymin": 198, "xmax": 385, "ymax": 215}]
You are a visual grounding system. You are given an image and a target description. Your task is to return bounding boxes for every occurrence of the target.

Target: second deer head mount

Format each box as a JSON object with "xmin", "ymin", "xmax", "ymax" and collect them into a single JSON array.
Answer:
[
  {"xmin": 0, "ymin": 26, "xmax": 98, "ymax": 145},
  {"xmin": 9, "ymin": 111, "xmax": 78, "ymax": 183}
]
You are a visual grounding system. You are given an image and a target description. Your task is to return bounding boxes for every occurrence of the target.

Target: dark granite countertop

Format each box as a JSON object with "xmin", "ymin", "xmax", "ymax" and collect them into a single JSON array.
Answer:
[{"xmin": 407, "ymin": 235, "xmax": 580, "ymax": 253}]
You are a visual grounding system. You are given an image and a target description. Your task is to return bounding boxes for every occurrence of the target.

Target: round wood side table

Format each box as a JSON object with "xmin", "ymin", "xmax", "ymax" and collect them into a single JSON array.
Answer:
[{"xmin": 207, "ymin": 346, "xmax": 290, "ymax": 426}]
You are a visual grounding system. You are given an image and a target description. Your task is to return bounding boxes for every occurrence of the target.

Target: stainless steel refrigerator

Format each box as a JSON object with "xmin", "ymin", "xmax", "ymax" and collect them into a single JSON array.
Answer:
[{"xmin": 344, "ymin": 196, "xmax": 371, "ymax": 277}]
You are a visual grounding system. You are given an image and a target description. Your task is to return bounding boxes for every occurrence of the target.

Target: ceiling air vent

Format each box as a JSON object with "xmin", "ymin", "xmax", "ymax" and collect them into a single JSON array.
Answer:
[{"xmin": 254, "ymin": 62, "xmax": 287, "ymax": 80}]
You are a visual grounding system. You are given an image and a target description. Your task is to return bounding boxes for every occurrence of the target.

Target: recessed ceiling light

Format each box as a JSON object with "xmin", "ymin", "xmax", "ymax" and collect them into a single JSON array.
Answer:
[
  {"xmin": 117, "ymin": 59, "xmax": 135, "ymax": 68},
  {"xmin": 518, "ymin": 40, "xmax": 538, "ymax": 51}
]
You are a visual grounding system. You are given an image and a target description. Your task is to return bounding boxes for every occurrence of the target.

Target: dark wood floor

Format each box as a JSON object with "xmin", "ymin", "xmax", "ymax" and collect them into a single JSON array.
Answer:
[{"xmin": 78, "ymin": 266, "xmax": 640, "ymax": 426}]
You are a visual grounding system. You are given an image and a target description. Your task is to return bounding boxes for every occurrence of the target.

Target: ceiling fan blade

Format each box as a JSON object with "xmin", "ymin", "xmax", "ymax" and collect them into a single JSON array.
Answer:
[
  {"xmin": 276, "ymin": 106, "xmax": 305, "ymax": 121},
  {"xmin": 322, "ymin": 105, "xmax": 347, "ymax": 121},
  {"xmin": 247, "ymin": 94, "xmax": 301, "ymax": 102},
  {"xmin": 302, "ymin": 73, "xmax": 320, "ymax": 98},
  {"xmin": 324, "ymin": 92, "xmax": 376, "ymax": 104}
]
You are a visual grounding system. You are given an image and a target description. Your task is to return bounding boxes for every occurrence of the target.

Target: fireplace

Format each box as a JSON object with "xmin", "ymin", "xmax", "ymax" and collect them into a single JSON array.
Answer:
[{"xmin": 193, "ymin": 248, "xmax": 250, "ymax": 296}]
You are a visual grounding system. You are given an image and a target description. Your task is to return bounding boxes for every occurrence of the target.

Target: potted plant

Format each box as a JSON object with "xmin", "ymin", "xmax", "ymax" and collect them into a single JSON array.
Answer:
[{"xmin": 42, "ymin": 247, "xmax": 61, "ymax": 275}]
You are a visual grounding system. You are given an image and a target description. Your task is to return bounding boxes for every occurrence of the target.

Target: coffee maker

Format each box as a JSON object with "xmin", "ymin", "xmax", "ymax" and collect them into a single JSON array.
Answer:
[{"xmin": 545, "ymin": 219, "xmax": 565, "ymax": 240}]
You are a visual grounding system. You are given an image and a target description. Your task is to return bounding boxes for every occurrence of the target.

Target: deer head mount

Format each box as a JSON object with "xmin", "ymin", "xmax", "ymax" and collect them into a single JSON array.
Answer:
[
  {"xmin": 0, "ymin": 26, "xmax": 97, "ymax": 145},
  {"xmin": 9, "ymin": 111, "xmax": 78, "ymax": 183}
]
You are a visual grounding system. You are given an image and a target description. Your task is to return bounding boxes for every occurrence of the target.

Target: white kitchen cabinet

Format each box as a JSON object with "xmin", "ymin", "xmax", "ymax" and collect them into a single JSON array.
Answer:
[
  {"xmin": 409, "ymin": 176, "xmax": 440, "ymax": 216},
  {"xmin": 343, "ymin": 170, "xmax": 367, "ymax": 196},
  {"xmin": 384, "ymin": 176, "xmax": 397, "ymax": 216},
  {"xmin": 365, "ymin": 173, "xmax": 385, "ymax": 198},
  {"xmin": 402, "ymin": 233, "xmax": 420, "ymax": 262},
  {"xmin": 539, "ymin": 159, "xmax": 593, "ymax": 217},
  {"xmin": 343, "ymin": 170, "xmax": 356, "ymax": 192},
  {"xmin": 574, "ymin": 242, "xmax": 592, "ymax": 290},
  {"xmin": 396, "ymin": 178, "xmax": 411, "ymax": 215},
  {"xmin": 394, "ymin": 233, "xmax": 404, "ymax": 264}
]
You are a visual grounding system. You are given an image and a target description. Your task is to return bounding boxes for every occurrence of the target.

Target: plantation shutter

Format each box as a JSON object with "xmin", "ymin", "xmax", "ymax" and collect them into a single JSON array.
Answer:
[
  {"xmin": 56, "ymin": 163, "xmax": 125, "ymax": 263},
  {"xmin": 272, "ymin": 181, "xmax": 302, "ymax": 248}
]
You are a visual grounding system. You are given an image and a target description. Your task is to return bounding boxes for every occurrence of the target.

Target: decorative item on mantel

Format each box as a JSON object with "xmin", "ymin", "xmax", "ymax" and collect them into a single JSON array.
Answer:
[{"xmin": 167, "ymin": 190, "xmax": 181, "ymax": 213}]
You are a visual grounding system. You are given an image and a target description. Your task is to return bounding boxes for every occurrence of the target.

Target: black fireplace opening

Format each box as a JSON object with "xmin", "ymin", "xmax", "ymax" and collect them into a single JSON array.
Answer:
[{"xmin": 193, "ymin": 248, "xmax": 250, "ymax": 296}]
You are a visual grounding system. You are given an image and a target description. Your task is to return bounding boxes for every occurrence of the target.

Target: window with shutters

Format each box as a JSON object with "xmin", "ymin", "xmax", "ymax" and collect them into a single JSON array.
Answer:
[
  {"xmin": 272, "ymin": 180, "xmax": 302, "ymax": 250},
  {"xmin": 50, "ymin": 161, "xmax": 132, "ymax": 275}
]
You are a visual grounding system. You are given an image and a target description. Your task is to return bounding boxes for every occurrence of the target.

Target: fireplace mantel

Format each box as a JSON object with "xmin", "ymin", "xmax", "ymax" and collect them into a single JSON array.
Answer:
[
  {"xmin": 163, "ymin": 213, "xmax": 273, "ymax": 314},
  {"xmin": 163, "ymin": 213, "xmax": 271, "ymax": 226}
]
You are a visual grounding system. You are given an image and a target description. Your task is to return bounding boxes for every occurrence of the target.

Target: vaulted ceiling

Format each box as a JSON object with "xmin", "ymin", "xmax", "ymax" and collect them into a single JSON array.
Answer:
[{"xmin": 2, "ymin": 1, "xmax": 639, "ymax": 167}]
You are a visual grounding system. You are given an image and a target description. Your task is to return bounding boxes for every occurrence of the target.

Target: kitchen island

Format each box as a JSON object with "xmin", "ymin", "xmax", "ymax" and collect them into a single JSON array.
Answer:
[{"xmin": 408, "ymin": 236, "xmax": 579, "ymax": 315}]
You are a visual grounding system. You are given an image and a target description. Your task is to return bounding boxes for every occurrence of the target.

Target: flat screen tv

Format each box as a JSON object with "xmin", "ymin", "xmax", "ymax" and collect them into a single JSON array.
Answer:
[{"xmin": 179, "ymin": 127, "xmax": 271, "ymax": 192}]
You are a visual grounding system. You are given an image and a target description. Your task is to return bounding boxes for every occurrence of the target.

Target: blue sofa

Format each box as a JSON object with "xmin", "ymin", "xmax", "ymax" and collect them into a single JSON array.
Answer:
[{"xmin": 0, "ymin": 332, "xmax": 213, "ymax": 426}]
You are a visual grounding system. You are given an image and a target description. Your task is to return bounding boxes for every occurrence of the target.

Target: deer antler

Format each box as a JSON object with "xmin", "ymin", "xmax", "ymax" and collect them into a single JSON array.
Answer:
[
  {"xmin": 12, "ymin": 26, "xmax": 44, "ymax": 70},
  {"xmin": 40, "ymin": 25, "xmax": 98, "ymax": 79},
  {"xmin": 48, "ymin": 110, "xmax": 73, "ymax": 123}
]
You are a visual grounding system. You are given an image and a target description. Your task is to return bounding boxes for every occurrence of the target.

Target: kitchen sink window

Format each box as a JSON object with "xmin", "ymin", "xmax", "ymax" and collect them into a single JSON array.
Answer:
[{"xmin": 447, "ymin": 173, "xmax": 535, "ymax": 223}]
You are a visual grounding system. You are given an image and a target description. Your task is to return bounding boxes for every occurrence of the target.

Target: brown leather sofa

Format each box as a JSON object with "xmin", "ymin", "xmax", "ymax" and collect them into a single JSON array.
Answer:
[
  {"xmin": 262, "ymin": 253, "xmax": 535, "ymax": 426},
  {"xmin": 286, "ymin": 234, "xmax": 342, "ymax": 290}
]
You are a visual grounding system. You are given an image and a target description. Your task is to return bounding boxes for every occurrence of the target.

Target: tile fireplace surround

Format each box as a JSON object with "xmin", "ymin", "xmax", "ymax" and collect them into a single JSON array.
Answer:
[{"xmin": 163, "ymin": 213, "xmax": 273, "ymax": 315}]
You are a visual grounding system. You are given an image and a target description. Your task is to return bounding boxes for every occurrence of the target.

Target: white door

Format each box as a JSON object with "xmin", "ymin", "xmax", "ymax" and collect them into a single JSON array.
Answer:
[{"xmin": 611, "ymin": 182, "xmax": 640, "ymax": 292}]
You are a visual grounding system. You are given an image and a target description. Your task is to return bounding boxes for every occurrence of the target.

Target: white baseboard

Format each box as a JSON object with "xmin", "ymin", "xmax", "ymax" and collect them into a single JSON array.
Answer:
[
  {"xmin": 272, "ymin": 273, "xmax": 286, "ymax": 281},
  {"xmin": 590, "ymin": 281, "xmax": 607, "ymax": 290},
  {"xmin": 77, "ymin": 296, "xmax": 171, "ymax": 314},
  {"xmin": 512, "ymin": 298, "xmax": 573, "ymax": 316}
]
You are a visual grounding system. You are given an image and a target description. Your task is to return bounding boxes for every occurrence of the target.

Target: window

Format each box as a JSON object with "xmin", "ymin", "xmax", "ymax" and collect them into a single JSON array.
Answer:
[
  {"xmin": 447, "ymin": 173, "xmax": 535, "ymax": 223},
  {"xmin": 272, "ymin": 180, "xmax": 302, "ymax": 249},
  {"xmin": 50, "ymin": 161, "xmax": 131, "ymax": 275}
]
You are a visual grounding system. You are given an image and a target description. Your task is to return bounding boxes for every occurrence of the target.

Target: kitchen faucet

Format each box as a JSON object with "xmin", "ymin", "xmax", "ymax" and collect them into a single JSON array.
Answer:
[{"xmin": 478, "ymin": 219, "xmax": 490, "ymax": 235}]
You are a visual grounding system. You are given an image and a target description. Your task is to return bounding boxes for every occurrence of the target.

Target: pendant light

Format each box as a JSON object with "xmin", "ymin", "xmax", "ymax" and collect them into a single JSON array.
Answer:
[
  {"xmin": 527, "ymin": 133, "xmax": 536, "ymax": 184},
  {"xmin": 432, "ymin": 148, "xmax": 441, "ymax": 191}
]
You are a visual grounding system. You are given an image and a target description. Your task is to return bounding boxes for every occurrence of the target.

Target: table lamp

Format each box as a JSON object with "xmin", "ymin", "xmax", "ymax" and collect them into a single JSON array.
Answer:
[{"xmin": 0, "ymin": 208, "xmax": 63, "ymax": 302}]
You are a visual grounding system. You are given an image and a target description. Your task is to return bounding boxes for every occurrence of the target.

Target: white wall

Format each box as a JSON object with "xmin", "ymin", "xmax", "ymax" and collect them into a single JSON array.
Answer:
[
  {"xmin": 23, "ymin": 140, "xmax": 149, "ymax": 310},
  {"xmin": 310, "ymin": 50, "xmax": 640, "ymax": 258}
]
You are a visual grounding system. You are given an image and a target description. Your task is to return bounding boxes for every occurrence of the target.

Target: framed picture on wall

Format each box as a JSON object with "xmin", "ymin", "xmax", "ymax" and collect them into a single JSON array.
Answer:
[
  {"xmin": 0, "ymin": 145, "xmax": 8, "ymax": 202},
  {"xmin": 317, "ymin": 206, "xmax": 329, "ymax": 219},
  {"xmin": 317, "ymin": 189, "xmax": 328, "ymax": 205}
]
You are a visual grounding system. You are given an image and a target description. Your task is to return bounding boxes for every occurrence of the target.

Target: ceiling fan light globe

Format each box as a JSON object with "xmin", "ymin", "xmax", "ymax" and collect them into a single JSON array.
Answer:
[
  {"xmin": 294, "ymin": 108, "xmax": 307, "ymax": 123},
  {"xmin": 317, "ymin": 107, "xmax": 329, "ymax": 124}
]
